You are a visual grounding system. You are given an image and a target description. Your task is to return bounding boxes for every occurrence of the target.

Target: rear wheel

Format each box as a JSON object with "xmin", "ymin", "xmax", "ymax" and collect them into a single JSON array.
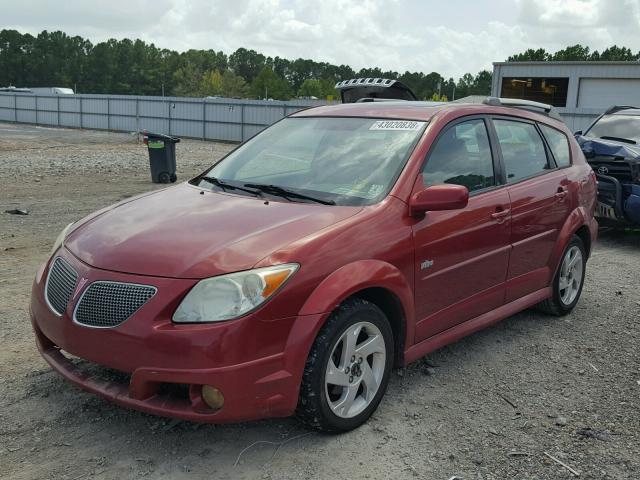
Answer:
[
  {"xmin": 537, "ymin": 235, "xmax": 586, "ymax": 316},
  {"xmin": 297, "ymin": 298, "xmax": 393, "ymax": 432}
]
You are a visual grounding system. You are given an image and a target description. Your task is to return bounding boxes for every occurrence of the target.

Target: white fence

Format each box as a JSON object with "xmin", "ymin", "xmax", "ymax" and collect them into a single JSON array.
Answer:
[{"xmin": 0, "ymin": 93, "xmax": 332, "ymax": 142}]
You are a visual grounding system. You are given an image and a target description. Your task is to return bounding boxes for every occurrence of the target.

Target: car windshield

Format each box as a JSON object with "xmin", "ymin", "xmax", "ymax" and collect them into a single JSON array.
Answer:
[
  {"xmin": 585, "ymin": 114, "xmax": 640, "ymax": 144},
  {"xmin": 197, "ymin": 117, "xmax": 427, "ymax": 206}
]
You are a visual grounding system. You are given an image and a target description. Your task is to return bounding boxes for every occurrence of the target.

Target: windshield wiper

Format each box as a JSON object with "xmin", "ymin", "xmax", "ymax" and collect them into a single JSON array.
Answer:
[
  {"xmin": 243, "ymin": 183, "xmax": 335, "ymax": 205},
  {"xmin": 599, "ymin": 135, "xmax": 637, "ymax": 145},
  {"xmin": 200, "ymin": 176, "xmax": 262, "ymax": 196}
]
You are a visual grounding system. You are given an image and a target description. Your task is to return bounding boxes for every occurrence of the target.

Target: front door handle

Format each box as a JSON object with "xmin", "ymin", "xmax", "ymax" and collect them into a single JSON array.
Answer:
[{"xmin": 490, "ymin": 208, "xmax": 510, "ymax": 223}]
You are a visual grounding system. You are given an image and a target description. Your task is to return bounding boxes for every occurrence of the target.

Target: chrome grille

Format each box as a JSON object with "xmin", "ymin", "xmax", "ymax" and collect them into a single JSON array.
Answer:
[
  {"xmin": 74, "ymin": 281, "xmax": 156, "ymax": 328},
  {"xmin": 589, "ymin": 157, "xmax": 634, "ymax": 182},
  {"xmin": 45, "ymin": 257, "xmax": 78, "ymax": 315}
]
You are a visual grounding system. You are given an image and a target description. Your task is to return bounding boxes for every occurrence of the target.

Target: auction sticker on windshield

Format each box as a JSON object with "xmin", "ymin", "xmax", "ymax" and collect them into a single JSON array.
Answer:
[{"xmin": 369, "ymin": 120, "xmax": 425, "ymax": 131}]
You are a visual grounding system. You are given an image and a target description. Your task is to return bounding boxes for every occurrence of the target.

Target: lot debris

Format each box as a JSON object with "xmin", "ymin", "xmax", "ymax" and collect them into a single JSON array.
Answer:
[
  {"xmin": 577, "ymin": 428, "xmax": 615, "ymax": 442},
  {"xmin": 544, "ymin": 452, "xmax": 580, "ymax": 477},
  {"xmin": 4, "ymin": 208, "xmax": 29, "ymax": 215},
  {"xmin": 233, "ymin": 432, "xmax": 315, "ymax": 467},
  {"xmin": 497, "ymin": 393, "xmax": 518, "ymax": 409}
]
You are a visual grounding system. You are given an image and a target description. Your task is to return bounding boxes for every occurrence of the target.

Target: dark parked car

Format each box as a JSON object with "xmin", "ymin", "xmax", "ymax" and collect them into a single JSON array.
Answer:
[
  {"xmin": 30, "ymin": 82, "xmax": 597, "ymax": 432},
  {"xmin": 575, "ymin": 106, "xmax": 640, "ymax": 225}
]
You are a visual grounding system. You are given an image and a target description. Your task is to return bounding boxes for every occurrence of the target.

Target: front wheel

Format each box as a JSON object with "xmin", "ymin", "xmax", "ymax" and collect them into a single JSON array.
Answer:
[
  {"xmin": 537, "ymin": 235, "xmax": 586, "ymax": 316},
  {"xmin": 297, "ymin": 298, "xmax": 393, "ymax": 432}
]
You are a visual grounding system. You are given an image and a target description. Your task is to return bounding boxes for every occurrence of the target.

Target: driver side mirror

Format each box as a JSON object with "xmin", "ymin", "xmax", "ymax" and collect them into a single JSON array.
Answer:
[
  {"xmin": 410, "ymin": 184, "xmax": 469, "ymax": 216},
  {"xmin": 574, "ymin": 130, "xmax": 583, "ymax": 136}
]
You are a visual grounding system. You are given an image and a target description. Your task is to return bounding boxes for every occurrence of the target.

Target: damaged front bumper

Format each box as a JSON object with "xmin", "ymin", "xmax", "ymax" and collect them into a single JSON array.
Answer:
[{"xmin": 594, "ymin": 173, "xmax": 640, "ymax": 225}]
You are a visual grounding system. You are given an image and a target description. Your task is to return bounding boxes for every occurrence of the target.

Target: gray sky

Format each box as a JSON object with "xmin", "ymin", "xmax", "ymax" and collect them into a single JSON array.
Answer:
[{"xmin": 4, "ymin": 0, "xmax": 640, "ymax": 78}]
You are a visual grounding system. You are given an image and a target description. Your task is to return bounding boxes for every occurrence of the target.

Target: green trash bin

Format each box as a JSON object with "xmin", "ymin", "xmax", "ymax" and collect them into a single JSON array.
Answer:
[{"xmin": 143, "ymin": 131, "xmax": 180, "ymax": 184}]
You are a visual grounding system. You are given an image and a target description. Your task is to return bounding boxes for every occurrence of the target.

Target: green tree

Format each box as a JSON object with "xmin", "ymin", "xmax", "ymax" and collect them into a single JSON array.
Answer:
[
  {"xmin": 172, "ymin": 62, "xmax": 203, "ymax": 96},
  {"xmin": 199, "ymin": 69, "xmax": 223, "ymax": 96},
  {"xmin": 552, "ymin": 44, "xmax": 591, "ymax": 61},
  {"xmin": 507, "ymin": 48, "xmax": 550, "ymax": 62},
  {"xmin": 598, "ymin": 45, "xmax": 639, "ymax": 61},
  {"xmin": 319, "ymin": 78, "xmax": 339, "ymax": 100},
  {"xmin": 229, "ymin": 48, "xmax": 266, "ymax": 83},
  {"xmin": 250, "ymin": 66, "xmax": 290, "ymax": 100},
  {"xmin": 297, "ymin": 78, "xmax": 323, "ymax": 98},
  {"xmin": 221, "ymin": 70, "xmax": 248, "ymax": 98}
]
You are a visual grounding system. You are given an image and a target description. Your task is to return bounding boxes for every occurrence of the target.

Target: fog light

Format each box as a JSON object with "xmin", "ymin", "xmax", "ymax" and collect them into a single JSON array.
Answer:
[{"xmin": 202, "ymin": 385, "xmax": 224, "ymax": 410}]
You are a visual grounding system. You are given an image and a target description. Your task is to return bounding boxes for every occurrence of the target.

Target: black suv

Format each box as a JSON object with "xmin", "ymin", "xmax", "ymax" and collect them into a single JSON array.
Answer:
[{"xmin": 576, "ymin": 106, "xmax": 640, "ymax": 225}]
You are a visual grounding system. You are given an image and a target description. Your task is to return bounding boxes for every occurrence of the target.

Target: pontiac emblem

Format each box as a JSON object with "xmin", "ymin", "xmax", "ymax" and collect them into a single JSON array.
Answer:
[
  {"xmin": 420, "ymin": 259, "xmax": 434, "ymax": 270},
  {"xmin": 73, "ymin": 277, "xmax": 89, "ymax": 299}
]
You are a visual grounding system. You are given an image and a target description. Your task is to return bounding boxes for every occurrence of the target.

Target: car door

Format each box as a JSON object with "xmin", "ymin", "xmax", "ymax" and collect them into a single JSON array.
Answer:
[
  {"xmin": 490, "ymin": 118, "xmax": 571, "ymax": 303},
  {"xmin": 413, "ymin": 117, "xmax": 511, "ymax": 342}
]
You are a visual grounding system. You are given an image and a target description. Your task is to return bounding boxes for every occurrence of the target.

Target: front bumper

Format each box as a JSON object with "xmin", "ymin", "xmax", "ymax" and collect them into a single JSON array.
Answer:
[
  {"xmin": 30, "ymin": 249, "xmax": 322, "ymax": 423},
  {"xmin": 596, "ymin": 174, "xmax": 640, "ymax": 225}
]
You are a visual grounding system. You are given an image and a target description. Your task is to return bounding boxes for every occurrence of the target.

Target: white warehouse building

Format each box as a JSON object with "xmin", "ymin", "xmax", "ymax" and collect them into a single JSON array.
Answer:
[{"xmin": 491, "ymin": 61, "xmax": 640, "ymax": 132}]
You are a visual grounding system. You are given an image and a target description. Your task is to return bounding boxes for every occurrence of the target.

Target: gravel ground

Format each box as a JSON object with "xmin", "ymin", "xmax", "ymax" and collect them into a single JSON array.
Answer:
[{"xmin": 1, "ymin": 122, "xmax": 639, "ymax": 480}]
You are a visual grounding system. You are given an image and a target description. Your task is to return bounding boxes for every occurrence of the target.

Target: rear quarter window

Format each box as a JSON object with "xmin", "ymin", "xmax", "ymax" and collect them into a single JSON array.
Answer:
[{"xmin": 539, "ymin": 124, "xmax": 571, "ymax": 167}]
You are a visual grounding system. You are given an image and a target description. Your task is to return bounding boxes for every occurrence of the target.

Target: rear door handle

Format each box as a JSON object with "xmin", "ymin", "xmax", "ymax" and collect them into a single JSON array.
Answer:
[
  {"xmin": 491, "ymin": 209, "xmax": 510, "ymax": 222},
  {"xmin": 555, "ymin": 187, "xmax": 568, "ymax": 200}
]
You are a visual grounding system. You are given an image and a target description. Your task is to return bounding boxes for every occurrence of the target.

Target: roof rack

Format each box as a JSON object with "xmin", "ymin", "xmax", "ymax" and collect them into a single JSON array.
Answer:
[
  {"xmin": 482, "ymin": 97, "xmax": 563, "ymax": 121},
  {"xmin": 454, "ymin": 96, "xmax": 563, "ymax": 121}
]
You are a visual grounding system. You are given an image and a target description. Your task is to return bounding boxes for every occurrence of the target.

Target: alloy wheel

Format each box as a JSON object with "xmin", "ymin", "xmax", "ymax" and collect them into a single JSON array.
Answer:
[
  {"xmin": 324, "ymin": 321, "xmax": 386, "ymax": 419},
  {"xmin": 559, "ymin": 245, "xmax": 583, "ymax": 306}
]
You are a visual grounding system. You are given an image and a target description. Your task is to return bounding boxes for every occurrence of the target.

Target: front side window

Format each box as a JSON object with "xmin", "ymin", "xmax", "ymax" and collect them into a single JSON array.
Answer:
[
  {"xmin": 493, "ymin": 119, "xmax": 550, "ymax": 183},
  {"xmin": 200, "ymin": 117, "xmax": 427, "ymax": 206},
  {"xmin": 540, "ymin": 124, "xmax": 571, "ymax": 167},
  {"xmin": 422, "ymin": 119, "xmax": 495, "ymax": 192}
]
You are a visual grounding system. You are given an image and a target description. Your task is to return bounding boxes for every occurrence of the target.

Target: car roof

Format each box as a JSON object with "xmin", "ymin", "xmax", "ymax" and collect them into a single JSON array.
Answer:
[{"xmin": 291, "ymin": 101, "xmax": 566, "ymax": 127}]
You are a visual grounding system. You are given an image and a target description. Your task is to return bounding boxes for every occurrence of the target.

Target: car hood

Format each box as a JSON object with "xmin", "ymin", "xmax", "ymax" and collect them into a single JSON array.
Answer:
[
  {"xmin": 576, "ymin": 135, "xmax": 640, "ymax": 160},
  {"xmin": 65, "ymin": 183, "xmax": 361, "ymax": 278}
]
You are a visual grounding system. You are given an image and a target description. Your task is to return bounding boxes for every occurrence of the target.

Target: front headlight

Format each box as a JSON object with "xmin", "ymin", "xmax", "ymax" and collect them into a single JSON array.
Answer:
[
  {"xmin": 172, "ymin": 263, "xmax": 299, "ymax": 323},
  {"xmin": 50, "ymin": 223, "xmax": 74, "ymax": 255}
]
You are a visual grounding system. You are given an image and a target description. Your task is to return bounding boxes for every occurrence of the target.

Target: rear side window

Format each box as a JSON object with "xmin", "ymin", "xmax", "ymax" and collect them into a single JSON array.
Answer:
[
  {"xmin": 539, "ymin": 124, "xmax": 571, "ymax": 167},
  {"xmin": 493, "ymin": 120, "xmax": 550, "ymax": 183},
  {"xmin": 422, "ymin": 119, "xmax": 495, "ymax": 192}
]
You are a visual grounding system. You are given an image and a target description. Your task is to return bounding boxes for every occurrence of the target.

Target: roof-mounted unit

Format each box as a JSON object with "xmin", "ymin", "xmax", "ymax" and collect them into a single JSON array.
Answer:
[
  {"xmin": 482, "ymin": 96, "xmax": 563, "ymax": 121},
  {"xmin": 454, "ymin": 96, "xmax": 563, "ymax": 121},
  {"xmin": 335, "ymin": 78, "xmax": 417, "ymax": 103}
]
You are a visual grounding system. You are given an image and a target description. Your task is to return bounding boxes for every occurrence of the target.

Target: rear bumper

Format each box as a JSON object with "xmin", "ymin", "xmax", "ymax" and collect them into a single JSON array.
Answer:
[{"xmin": 30, "ymin": 249, "xmax": 323, "ymax": 423}]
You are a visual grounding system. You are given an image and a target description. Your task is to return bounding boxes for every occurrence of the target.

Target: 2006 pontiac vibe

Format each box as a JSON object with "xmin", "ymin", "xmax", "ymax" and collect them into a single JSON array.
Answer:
[{"xmin": 31, "ymin": 94, "xmax": 597, "ymax": 432}]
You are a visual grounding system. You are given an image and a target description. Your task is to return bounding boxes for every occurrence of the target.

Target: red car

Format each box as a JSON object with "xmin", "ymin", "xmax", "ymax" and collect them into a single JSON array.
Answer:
[{"xmin": 30, "ymin": 89, "xmax": 597, "ymax": 432}]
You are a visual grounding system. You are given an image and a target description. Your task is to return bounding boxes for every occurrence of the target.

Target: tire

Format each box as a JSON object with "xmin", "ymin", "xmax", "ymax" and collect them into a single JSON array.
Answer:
[
  {"xmin": 169, "ymin": 173, "xmax": 177, "ymax": 183},
  {"xmin": 536, "ymin": 235, "xmax": 586, "ymax": 316},
  {"xmin": 297, "ymin": 298, "xmax": 394, "ymax": 433},
  {"xmin": 158, "ymin": 172, "xmax": 171, "ymax": 184}
]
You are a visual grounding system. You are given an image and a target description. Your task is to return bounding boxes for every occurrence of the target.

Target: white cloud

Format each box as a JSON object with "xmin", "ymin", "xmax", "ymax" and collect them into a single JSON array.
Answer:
[{"xmin": 3, "ymin": 0, "xmax": 640, "ymax": 79}]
